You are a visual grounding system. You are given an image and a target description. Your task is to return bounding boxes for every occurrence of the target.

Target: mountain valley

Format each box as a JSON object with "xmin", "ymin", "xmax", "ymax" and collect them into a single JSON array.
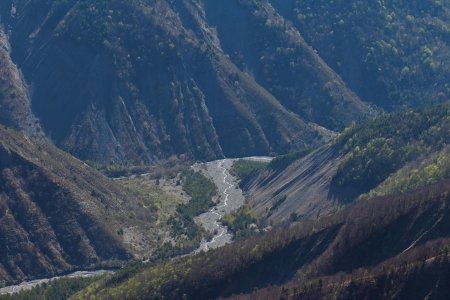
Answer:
[
  {"xmin": 1, "ymin": 0, "xmax": 447, "ymax": 165},
  {"xmin": 0, "ymin": 0, "xmax": 449, "ymax": 299}
]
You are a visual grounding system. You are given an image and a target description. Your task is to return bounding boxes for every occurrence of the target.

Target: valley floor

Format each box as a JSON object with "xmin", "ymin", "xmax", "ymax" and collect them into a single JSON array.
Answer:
[
  {"xmin": 0, "ymin": 157, "xmax": 271, "ymax": 296},
  {"xmin": 0, "ymin": 270, "xmax": 113, "ymax": 296},
  {"xmin": 193, "ymin": 159, "xmax": 244, "ymax": 251},
  {"xmin": 195, "ymin": 157, "xmax": 272, "ymax": 251}
]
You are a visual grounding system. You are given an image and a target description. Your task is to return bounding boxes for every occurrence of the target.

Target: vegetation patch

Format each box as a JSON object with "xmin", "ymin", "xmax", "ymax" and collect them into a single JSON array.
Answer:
[
  {"xmin": 231, "ymin": 160, "xmax": 269, "ymax": 182},
  {"xmin": 158, "ymin": 170, "xmax": 217, "ymax": 259},
  {"xmin": 268, "ymin": 148, "xmax": 312, "ymax": 171},
  {"xmin": 223, "ymin": 206, "xmax": 260, "ymax": 240},
  {"xmin": 360, "ymin": 146, "xmax": 450, "ymax": 200},
  {"xmin": 331, "ymin": 103, "xmax": 450, "ymax": 201}
]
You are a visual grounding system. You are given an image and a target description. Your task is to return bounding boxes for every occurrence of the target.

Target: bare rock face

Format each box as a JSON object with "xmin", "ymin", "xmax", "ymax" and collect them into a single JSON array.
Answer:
[{"xmin": 0, "ymin": 26, "xmax": 42, "ymax": 139}]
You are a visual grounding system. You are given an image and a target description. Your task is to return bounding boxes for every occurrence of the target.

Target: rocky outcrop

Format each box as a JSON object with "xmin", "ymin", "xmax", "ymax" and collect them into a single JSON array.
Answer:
[{"xmin": 0, "ymin": 26, "xmax": 42, "ymax": 138}]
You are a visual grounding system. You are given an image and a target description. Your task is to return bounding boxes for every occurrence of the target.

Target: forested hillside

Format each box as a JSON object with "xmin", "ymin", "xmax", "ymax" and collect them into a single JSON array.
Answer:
[
  {"xmin": 71, "ymin": 178, "xmax": 450, "ymax": 299},
  {"xmin": 272, "ymin": 0, "xmax": 450, "ymax": 109},
  {"xmin": 0, "ymin": 0, "xmax": 447, "ymax": 164}
]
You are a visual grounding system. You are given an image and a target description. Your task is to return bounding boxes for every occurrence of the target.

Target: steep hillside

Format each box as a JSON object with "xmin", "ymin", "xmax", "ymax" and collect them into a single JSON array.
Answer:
[
  {"xmin": 0, "ymin": 127, "xmax": 159, "ymax": 286},
  {"xmin": 0, "ymin": 0, "xmax": 448, "ymax": 164},
  {"xmin": 71, "ymin": 179, "xmax": 450, "ymax": 299},
  {"xmin": 360, "ymin": 145, "xmax": 450, "ymax": 200},
  {"xmin": 244, "ymin": 102, "xmax": 450, "ymax": 223},
  {"xmin": 0, "ymin": 26, "xmax": 41, "ymax": 138},
  {"xmin": 0, "ymin": 0, "xmax": 329, "ymax": 165},
  {"xmin": 272, "ymin": 0, "xmax": 450, "ymax": 110},
  {"xmin": 232, "ymin": 239, "xmax": 450, "ymax": 299},
  {"xmin": 203, "ymin": 0, "xmax": 372, "ymax": 130},
  {"xmin": 245, "ymin": 145, "xmax": 343, "ymax": 222}
]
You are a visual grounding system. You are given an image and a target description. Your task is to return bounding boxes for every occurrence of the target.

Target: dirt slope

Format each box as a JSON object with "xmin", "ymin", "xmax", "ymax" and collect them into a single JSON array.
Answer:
[{"xmin": 244, "ymin": 145, "xmax": 343, "ymax": 222}]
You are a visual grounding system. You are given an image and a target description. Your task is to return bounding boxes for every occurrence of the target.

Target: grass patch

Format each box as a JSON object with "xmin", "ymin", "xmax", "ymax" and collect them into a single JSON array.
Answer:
[
  {"xmin": 231, "ymin": 160, "xmax": 269, "ymax": 181},
  {"xmin": 119, "ymin": 177, "xmax": 184, "ymax": 226}
]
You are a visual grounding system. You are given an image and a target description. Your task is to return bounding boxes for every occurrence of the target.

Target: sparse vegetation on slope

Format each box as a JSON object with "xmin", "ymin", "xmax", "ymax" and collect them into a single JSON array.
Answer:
[
  {"xmin": 0, "ymin": 27, "xmax": 42, "ymax": 138},
  {"xmin": 243, "ymin": 102, "xmax": 450, "ymax": 223},
  {"xmin": 267, "ymin": 148, "xmax": 313, "ymax": 171},
  {"xmin": 0, "ymin": 127, "xmax": 157, "ymax": 285},
  {"xmin": 71, "ymin": 178, "xmax": 450, "ymax": 299}
]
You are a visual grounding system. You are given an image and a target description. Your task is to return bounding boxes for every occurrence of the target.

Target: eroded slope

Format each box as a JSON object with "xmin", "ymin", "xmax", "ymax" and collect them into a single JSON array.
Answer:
[{"xmin": 0, "ymin": 127, "xmax": 156, "ymax": 285}]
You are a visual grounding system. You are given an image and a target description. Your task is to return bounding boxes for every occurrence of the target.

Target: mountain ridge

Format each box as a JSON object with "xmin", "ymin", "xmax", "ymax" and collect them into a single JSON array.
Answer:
[{"xmin": 0, "ymin": 0, "xmax": 334, "ymax": 165}]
